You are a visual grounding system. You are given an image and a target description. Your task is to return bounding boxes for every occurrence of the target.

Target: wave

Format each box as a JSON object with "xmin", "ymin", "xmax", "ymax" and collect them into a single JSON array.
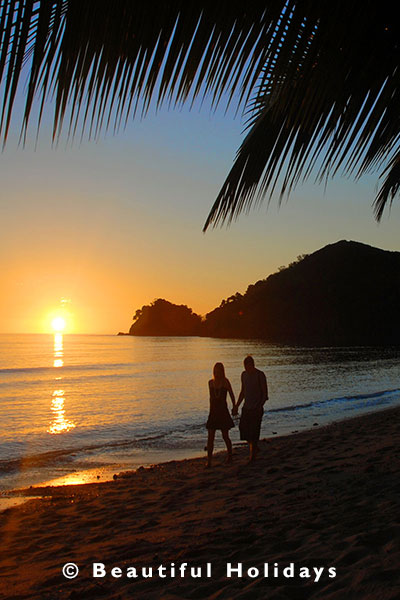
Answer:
[
  {"xmin": 0, "ymin": 363, "xmax": 130, "ymax": 375},
  {"xmin": 1, "ymin": 388, "xmax": 399, "ymax": 477},
  {"xmin": 0, "ymin": 431, "xmax": 174, "ymax": 474},
  {"xmin": 268, "ymin": 388, "xmax": 400, "ymax": 413}
]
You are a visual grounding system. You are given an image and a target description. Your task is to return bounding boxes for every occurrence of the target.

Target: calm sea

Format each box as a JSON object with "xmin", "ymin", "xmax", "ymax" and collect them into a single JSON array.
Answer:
[{"xmin": 1, "ymin": 334, "xmax": 400, "ymax": 491}]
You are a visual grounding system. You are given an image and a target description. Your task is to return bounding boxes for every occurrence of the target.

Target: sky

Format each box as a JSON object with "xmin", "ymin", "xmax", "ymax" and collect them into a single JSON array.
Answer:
[{"xmin": 1, "ymin": 87, "xmax": 400, "ymax": 334}]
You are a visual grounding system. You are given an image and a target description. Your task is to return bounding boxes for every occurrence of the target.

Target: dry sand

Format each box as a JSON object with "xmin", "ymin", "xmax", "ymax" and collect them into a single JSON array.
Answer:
[{"xmin": 1, "ymin": 407, "xmax": 400, "ymax": 599}]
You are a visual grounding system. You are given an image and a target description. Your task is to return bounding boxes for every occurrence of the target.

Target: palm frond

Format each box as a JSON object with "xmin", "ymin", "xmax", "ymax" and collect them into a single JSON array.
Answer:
[
  {"xmin": 1, "ymin": 1, "xmax": 400, "ymax": 226},
  {"xmin": 0, "ymin": 1, "xmax": 277, "ymax": 140},
  {"xmin": 204, "ymin": 1, "xmax": 400, "ymax": 228},
  {"xmin": 374, "ymin": 153, "xmax": 400, "ymax": 220}
]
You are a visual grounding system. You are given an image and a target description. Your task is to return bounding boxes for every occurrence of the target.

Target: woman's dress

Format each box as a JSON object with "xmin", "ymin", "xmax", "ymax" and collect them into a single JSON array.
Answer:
[{"xmin": 206, "ymin": 384, "xmax": 235, "ymax": 430}]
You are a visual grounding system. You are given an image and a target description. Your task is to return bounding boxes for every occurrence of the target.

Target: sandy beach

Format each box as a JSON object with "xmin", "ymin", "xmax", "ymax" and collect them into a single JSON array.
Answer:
[{"xmin": 1, "ymin": 407, "xmax": 400, "ymax": 600}]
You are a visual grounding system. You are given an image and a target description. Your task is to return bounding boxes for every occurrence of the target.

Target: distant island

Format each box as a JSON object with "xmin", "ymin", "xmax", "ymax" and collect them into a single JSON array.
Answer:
[
  {"xmin": 128, "ymin": 299, "xmax": 202, "ymax": 336},
  {"xmin": 121, "ymin": 241, "xmax": 400, "ymax": 345}
]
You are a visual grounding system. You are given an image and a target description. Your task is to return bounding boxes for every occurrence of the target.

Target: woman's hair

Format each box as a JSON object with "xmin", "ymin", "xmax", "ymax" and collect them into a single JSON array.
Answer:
[{"xmin": 213, "ymin": 362, "xmax": 226, "ymax": 382}]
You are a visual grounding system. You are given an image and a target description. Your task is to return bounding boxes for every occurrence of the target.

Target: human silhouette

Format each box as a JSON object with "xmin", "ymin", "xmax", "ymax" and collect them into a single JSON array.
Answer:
[
  {"xmin": 206, "ymin": 362, "xmax": 236, "ymax": 467},
  {"xmin": 233, "ymin": 356, "xmax": 268, "ymax": 461}
]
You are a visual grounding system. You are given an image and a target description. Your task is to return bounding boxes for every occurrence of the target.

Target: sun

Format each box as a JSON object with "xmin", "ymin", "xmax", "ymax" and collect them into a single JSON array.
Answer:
[{"xmin": 51, "ymin": 316, "xmax": 66, "ymax": 332}]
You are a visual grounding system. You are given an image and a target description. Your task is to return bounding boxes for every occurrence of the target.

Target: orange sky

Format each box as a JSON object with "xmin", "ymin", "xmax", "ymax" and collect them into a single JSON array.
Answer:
[{"xmin": 1, "ymin": 108, "xmax": 400, "ymax": 334}]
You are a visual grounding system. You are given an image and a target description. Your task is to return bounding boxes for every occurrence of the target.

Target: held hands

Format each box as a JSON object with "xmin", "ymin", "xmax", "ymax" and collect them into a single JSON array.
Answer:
[{"xmin": 232, "ymin": 404, "xmax": 238, "ymax": 417}]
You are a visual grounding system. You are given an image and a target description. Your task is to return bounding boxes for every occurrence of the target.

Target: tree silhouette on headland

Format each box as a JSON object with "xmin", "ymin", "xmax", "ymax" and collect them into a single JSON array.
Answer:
[
  {"xmin": 129, "ymin": 299, "xmax": 202, "ymax": 336},
  {"xmin": 1, "ymin": 1, "xmax": 400, "ymax": 227},
  {"xmin": 203, "ymin": 241, "xmax": 400, "ymax": 344},
  {"xmin": 129, "ymin": 242, "xmax": 400, "ymax": 345}
]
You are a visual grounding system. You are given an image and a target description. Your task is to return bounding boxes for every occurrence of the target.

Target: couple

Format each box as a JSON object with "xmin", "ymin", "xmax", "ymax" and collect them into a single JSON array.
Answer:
[{"xmin": 206, "ymin": 356, "xmax": 269, "ymax": 467}]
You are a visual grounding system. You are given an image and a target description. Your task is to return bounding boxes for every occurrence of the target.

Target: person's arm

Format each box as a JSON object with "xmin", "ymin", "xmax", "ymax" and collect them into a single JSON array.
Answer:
[
  {"xmin": 226, "ymin": 378, "xmax": 236, "ymax": 408},
  {"xmin": 232, "ymin": 373, "xmax": 244, "ymax": 415},
  {"xmin": 261, "ymin": 372, "xmax": 269, "ymax": 405}
]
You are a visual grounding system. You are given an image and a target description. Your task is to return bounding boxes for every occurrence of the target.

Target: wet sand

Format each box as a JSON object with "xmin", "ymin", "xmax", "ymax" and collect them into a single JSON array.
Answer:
[{"xmin": 1, "ymin": 407, "xmax": 400, "ymax": 599}]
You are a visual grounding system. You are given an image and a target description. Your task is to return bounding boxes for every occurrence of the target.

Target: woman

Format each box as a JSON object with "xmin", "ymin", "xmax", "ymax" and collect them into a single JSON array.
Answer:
[{"xmin": 206, "ymin": 362, "xmax": 236, "ymax": 467}]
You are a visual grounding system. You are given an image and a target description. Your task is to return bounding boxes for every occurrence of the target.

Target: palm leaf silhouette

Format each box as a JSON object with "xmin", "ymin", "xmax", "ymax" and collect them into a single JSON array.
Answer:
[{"xmin": 1, "ymin": 1, "xmax": 399, "ymax": 228}]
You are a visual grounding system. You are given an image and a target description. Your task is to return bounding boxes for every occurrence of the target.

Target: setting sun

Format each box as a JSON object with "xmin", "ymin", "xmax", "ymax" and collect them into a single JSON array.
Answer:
[{"xmin": 51, "ymin": 316, "xmax": 66, "ymax": 332}]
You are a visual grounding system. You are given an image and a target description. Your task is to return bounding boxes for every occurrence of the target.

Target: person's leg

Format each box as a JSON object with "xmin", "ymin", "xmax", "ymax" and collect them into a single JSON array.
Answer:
[
  {"xmin": 221, "ymin": 429, "xmax": 232, "ymax": 462},
  {"xmin": 207, "ymin": 429, "xmax": 216, "ymax": 467},
  {"xmin": 249, "ymin": 441, "xmax": 254, "ymax": 461},
  {"xmin": 249, "ymin": 441, "xmax": 258, "ymax": 461},
  {"xmin": 249, "ymin": 411, "xmax": 262, "ymax": 461}
]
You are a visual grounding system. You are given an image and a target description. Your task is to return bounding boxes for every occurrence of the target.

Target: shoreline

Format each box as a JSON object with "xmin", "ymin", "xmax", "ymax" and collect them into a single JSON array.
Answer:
[
  {"xmin": 4, "ymin": 403, "xmax": 397, "ymax": 495},
  {"xmin": 2, "ymin": 402, "xmax": 398, "ymax": 497},
  {"xmin": 1, "ymin": 405, "xmax": 400, "ymax": 598}
]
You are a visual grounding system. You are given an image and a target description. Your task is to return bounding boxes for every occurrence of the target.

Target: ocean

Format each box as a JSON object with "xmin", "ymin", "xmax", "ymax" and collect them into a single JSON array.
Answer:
[{"xmin": 1, "ymin": 334, "xmax": 399, "ymax": 492}]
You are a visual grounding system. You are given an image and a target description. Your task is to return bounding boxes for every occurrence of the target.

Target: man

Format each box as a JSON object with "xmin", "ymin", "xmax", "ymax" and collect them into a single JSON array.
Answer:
[{"xmin": 232, "ymin": 356, "xmax": 268, "ymax": 461}]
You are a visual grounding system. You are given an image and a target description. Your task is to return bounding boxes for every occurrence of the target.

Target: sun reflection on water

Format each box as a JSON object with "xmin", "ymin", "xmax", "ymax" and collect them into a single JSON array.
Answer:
[
  {"xmin": 48, "ymin": 334, "xmax": 76, "ymax": 434},
  {"xmin": 53, "ymin": 332, "xmax": 64, "ymax": 368}
]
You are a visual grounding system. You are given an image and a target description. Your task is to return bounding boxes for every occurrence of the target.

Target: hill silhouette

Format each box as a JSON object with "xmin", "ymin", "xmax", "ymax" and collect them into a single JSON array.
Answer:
[
  {"xmin": 127, "ymin": 241, "xmax": 400, "ymax": 345},
  {"xmin": 129, "ymin": 298, "xmax": 202, "ymax": 336}
]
